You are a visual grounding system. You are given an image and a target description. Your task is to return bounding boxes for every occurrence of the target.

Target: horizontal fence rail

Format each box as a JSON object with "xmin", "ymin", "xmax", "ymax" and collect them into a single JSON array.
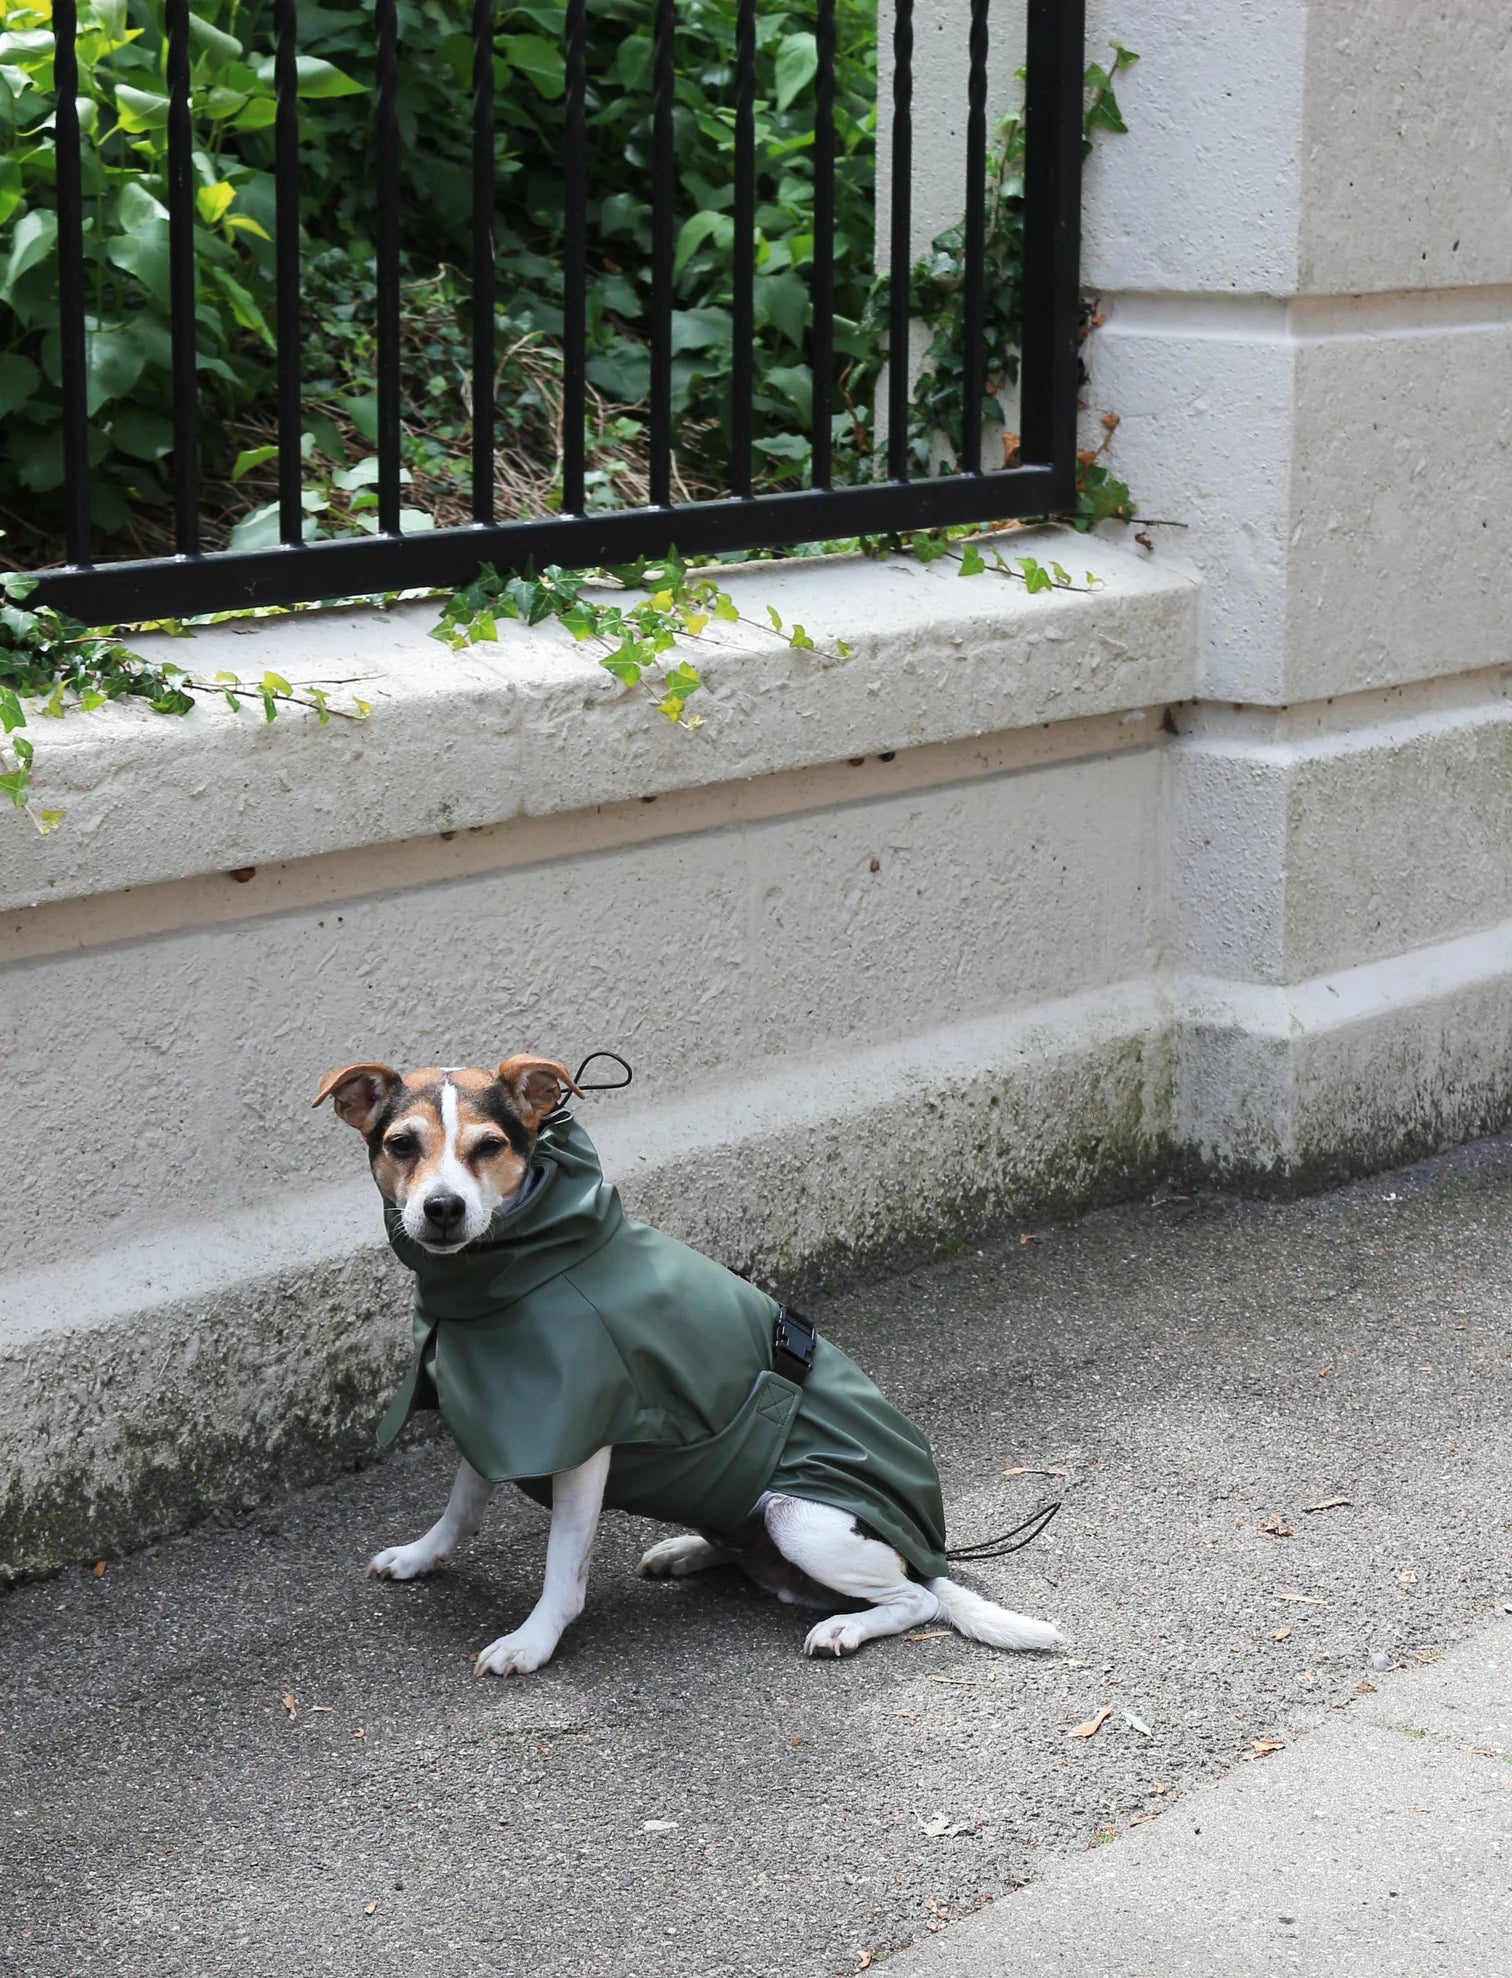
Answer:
[{"xmin": 25, "ymin": 0, "xmax": 1085, "ymax": 626}]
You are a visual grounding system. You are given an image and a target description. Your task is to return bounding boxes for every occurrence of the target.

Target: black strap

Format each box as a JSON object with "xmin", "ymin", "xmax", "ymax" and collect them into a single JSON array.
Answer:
[
  {"xmin": 771, "ymin": 1305, "xmax": 817, "ymax": 1385},
  {"xmin": 946, "ymin": 1499, "xmax": 1061, "ymax": 1562}
]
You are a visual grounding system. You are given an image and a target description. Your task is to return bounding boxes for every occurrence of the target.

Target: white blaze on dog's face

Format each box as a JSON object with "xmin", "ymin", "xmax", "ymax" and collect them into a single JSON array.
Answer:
[{"xmin": 313, "ymin": 1056, "xmax": 581, "ymax": 1253}]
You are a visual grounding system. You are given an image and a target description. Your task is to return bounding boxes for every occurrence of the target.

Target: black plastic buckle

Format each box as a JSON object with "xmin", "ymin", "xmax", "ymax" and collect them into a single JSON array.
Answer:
[{"xmin": 772, "ymin": 1305, "xmax": 817, "ymax": 1386}]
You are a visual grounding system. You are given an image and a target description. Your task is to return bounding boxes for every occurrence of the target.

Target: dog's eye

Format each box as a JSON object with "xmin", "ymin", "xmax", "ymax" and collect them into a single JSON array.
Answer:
[
  {"xmin": 473, "ymin": 1135, "xmax": 507, "ymax": 1158},
  {"xmin": 385, "ymin": 1133, "xmax": 418, "ymax": 1161}
]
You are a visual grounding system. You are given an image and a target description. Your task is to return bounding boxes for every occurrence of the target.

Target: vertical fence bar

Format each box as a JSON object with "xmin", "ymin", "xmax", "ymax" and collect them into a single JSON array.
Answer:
[
  {"xmin": 560, "ymin": 0, "xmax": 587, "ymax": 517},
  {"xmin": 809, "ymin": 0, "xmax": 836, "ymax": 489},
  {"xmin": 729, "ymin": 0, "xmax": 756, "ymax": 498},
  {"xmin": 1018, "ymin": 0, "xmax": 1084, "ymax": 498},
  {"xmin": 51, "ymin": 0, "xmax": 92, "ymax": 566},
  {"xmin": 886, "ymin": 0, "xmax": 914, "ymax": 483},
  {"xmin": 958, "ymin": 0, "xmax": 989, "ymax": 474},
  {"xmin": 375, "ymin": 0, "xmax": 402, "ymax": 536},
  {"xmin": 273, "ymin": 0, "xmax": 303, "ymax": 546},
  {"xmin": 164, "ymin": 0, "xmax": 200, "ymax": 556},
  {"xmin": 648, "ymin": 0, "xmax": 675, "ymax": 508},
  {"xmin": 471, "ymin": 0, "xmax": 497, "ymax": 524}
]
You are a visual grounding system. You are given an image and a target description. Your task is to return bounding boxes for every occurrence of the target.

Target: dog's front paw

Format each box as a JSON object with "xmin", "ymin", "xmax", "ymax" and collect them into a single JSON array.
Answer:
[
  {"xmin": 367, "ymin": 1540, "xmax": 449, "ymax": 1581},
  {"xmin": 473, "ymin": 1624, "xmax": 558, "ymax": 1678},
  {"xmin": 803, "ymin": 1616, "xmax": 865, "ymax": 1659}
]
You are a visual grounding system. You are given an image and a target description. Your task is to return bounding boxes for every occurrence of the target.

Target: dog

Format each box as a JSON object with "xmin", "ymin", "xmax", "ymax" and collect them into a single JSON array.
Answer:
[{"xmin": 316, "ymin": 1054, "xmax": 1062, "ymax": 1676}]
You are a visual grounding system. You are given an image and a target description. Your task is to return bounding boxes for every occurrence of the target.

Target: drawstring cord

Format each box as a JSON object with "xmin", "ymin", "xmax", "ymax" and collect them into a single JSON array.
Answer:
[{"xmin": 946, "ymin": 1499, "xmax": 1061, "ymax": 1562}]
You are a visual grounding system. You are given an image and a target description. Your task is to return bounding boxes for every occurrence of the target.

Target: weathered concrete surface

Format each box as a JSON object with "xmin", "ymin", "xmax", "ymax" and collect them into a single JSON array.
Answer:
[
  {"xmin": 900, "ymin": 1623, "xmax": 1512, "ymax": 1977},
  {"xmin": 3, "ymin": 1126, "xmax": 1510, "ymax": 1977}
]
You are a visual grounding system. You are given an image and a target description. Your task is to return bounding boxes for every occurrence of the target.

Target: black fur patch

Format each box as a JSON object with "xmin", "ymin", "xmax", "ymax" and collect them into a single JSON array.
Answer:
[{"xmin": 472, "ymin": 1083, "xmax": 534, "ymax": 1157}]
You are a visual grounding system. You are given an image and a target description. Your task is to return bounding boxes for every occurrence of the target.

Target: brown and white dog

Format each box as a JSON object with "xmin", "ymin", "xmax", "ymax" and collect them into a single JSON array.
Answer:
[{"xmin": 316, "ymin": 1055, "xmax": 1062, "ymax": 1676}]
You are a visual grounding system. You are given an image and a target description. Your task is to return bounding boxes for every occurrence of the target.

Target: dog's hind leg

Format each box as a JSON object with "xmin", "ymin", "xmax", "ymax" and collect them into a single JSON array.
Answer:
[
  {"xmin": 368, "ymin": 1456, "xmax": 495, "ymax": 1581},
  {"xmin": 634, "ymin": 1534, "xmax": 735, "ymax": 1578},
  {"xmin": 764, "ymin": 1495, "xmax": 1062, "ymax": 1657},
  {"xmin": 762, "ymin": 1496, "xmax": 941, "ymax": 1657}
]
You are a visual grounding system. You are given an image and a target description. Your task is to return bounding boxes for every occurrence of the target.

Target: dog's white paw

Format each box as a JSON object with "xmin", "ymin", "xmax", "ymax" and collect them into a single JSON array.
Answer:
[
  {"xmin": 635, "ymin": 1534, "xmax": 721, "ymax": 1578},
  {"xmin": 473, "ymin": 1625, "xmax": 558, "ymax": 1678},
  {"xmin": 367, "ymin": 1540, "xmax": 449, "ymax": 1581},
  {"xmin": 803, "ymin": 1616, "xmax": 864, "ymax": 1659}
]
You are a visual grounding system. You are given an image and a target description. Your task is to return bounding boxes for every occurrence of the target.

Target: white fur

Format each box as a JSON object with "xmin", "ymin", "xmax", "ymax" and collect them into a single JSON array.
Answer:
[
  {"xmin": 926, "ymin": 1577, "xmax": 1063, "ymax": 1652},
  {"xmin": 368, "ymin": 1455, "xmax": 495, "ymax": 1580},
  {"xmin": 637, "ymin": 1494, "xmax": 1062, "ymax": 1658},
  {"xmin": 635, "ymin": 1533, "xmax": 733, "ymax": 1577},
  {"xmin": 472, "ymin": 1446, "xmax": 611, "ymax": 1677}
]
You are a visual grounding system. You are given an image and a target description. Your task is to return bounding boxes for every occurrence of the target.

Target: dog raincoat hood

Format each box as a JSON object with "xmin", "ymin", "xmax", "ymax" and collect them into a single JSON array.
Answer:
[{"xmin": 377, "ymin": 1112, "xmax": 949, "ymax": 1578}]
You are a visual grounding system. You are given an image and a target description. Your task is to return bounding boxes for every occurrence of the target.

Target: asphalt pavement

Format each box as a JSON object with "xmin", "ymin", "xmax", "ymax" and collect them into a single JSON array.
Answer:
[{"xmin": 4, "ymin": 1129, "xmax": 1511, "ymax": 1977}]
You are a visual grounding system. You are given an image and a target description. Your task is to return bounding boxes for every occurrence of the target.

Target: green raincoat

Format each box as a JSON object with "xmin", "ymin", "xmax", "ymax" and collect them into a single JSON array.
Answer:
[{"xmin": 377, "ymin": 1112, "xmax": 949, "ymax": 1578}]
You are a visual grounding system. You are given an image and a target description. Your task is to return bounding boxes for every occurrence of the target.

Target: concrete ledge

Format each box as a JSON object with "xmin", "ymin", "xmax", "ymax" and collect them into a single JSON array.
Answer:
[{"xmin": 5, "ymin": 529, "xmax": 1195, "ymax": 913}]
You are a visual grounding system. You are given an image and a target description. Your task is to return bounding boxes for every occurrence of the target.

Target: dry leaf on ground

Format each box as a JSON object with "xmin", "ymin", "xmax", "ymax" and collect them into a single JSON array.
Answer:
[
  {"xmin": 1398, "ymin": 1570, "xmax": 1418, "ymax": 1586},
  {"xmin": 364, "ymin": 1901, "xmax": 378, "ymax": 1916},
  {"xmin": 280, "ymin": 1692, "xmax": 297, "ymax": 1722},
  {"xmin": 1129, "ymin": 1811, "xmax": 1161, "ymax": 1827},
  {"xmin": 93, "ymin": 1560, "xmax": 106, "ymax": 1579},
  {"xmin": 1000, "ymin": 1465, "xmax": 1068, "ymax": 1479},
  {"xmin": 1248, "ymin": 1738, "xmax": 1286, "ymax": 1759},
  {"xmin": 858, "ymin": 1955, "xmax": 873, "ymax": 1972},
  {"xmin": 916, "ymin": 1812, "xmax": 978, "ymax": 1838},
  {"xmin": 1069, "ymin": 1706, "xmax": 1113, "ymax": 1739},
  {"xmin": 1356, "ymin": 1680, "xmax": 1377, "ymax": 1694},
  {"xmin": 1272, "ymin": 1627, "xmax": 1292, "ymax": 1641},
  {"xmin": 906, "ymin": 1630, "xmax": 952, "ymax": 1642},
  {"xmin": 1258, "ymin": 1515, "xmax": 1295, "ymax": 1538}
]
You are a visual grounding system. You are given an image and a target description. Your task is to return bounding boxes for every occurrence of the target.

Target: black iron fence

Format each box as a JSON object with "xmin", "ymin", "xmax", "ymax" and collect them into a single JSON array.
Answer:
[{"xmin": 27, "ymin": 0, "xmax": 1084, "ymax": 626}]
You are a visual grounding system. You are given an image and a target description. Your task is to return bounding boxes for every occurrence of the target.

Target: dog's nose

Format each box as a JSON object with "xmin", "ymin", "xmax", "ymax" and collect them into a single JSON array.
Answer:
[{"xmin": 423, "ymin": 1191, "xmax": 466, "ymax": 1233}]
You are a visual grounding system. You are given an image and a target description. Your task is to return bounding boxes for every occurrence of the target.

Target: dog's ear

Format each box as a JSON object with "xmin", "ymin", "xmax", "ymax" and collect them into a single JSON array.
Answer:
[
  {"xmin": 313, "ymin": 1061, "xmax": 400, "ymax": 1133},
  {"xmin": 495, "ymin": 1055, "xmax": 584, "ymax": 1130}
]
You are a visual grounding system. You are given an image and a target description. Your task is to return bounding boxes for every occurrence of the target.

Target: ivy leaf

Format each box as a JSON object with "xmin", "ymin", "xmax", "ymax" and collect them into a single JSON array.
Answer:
[
  {"xmin": 0, "ymin": 351, "xmax": 41, "ymax": 421},
  {"xmin": 0, "ymin": 208, "xmax": 57, "ymax": 298},
  {"xmin": 113, "ymin": 84, "xmax": 171, "ymax": 132},
  {"xmin": 957, "ymin": 542, "xmax": 986, "ymax": 576},
  {"xmin": 673, "ymin": 210, "xmax": 733, "ymax": 279},
  {"xmin": 788, "ymin": 624, "xmax": 815, "ymax": 651},
  {"xmin": 195, "ymin": 182, "xmax": 236, "ymax": 226},
  {"xmin": 36, "ymin": 808, "xmax": 66, "ymax": 835},
  {"xmin": 774, "ymin": 31, "xmax": 818, "ymax": 112},
  {"xmin": 600, "ymin": 640, "xmax": 647, "ymax": 687},
  {"xmin": 231, "ymin": 445, "xmax": 278, "ymax": 482},
  {"xmin": 766, "ymin": 605, "xmax": 784, "ymax": 633},
  {"xmin": 253, "ymin": 55, "xmax": 364, "ymax": 99},
  {"xmin": 499, "ymin": 33, "xmax": 565, "ymax": 99}
]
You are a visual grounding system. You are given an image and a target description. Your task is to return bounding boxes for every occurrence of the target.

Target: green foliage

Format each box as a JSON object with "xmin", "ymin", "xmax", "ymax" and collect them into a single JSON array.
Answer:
[
  {"xmin": 1, "ymin": 0, "xmax": 877, "ymax": 555},
  {"xmin": 432, "ymin": 551, "xmax": 848, "ymax": 724},
  {"xmin": 895, "ymin": 41, "xmax": 1139, "ymax": 508},
  {"xmin": 0, "ymin": 0, "xmax": 311, "ymax": 540},
  {"xmin": 0, "ymin": 538, "xmax": 368, "ymax": 829}
]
